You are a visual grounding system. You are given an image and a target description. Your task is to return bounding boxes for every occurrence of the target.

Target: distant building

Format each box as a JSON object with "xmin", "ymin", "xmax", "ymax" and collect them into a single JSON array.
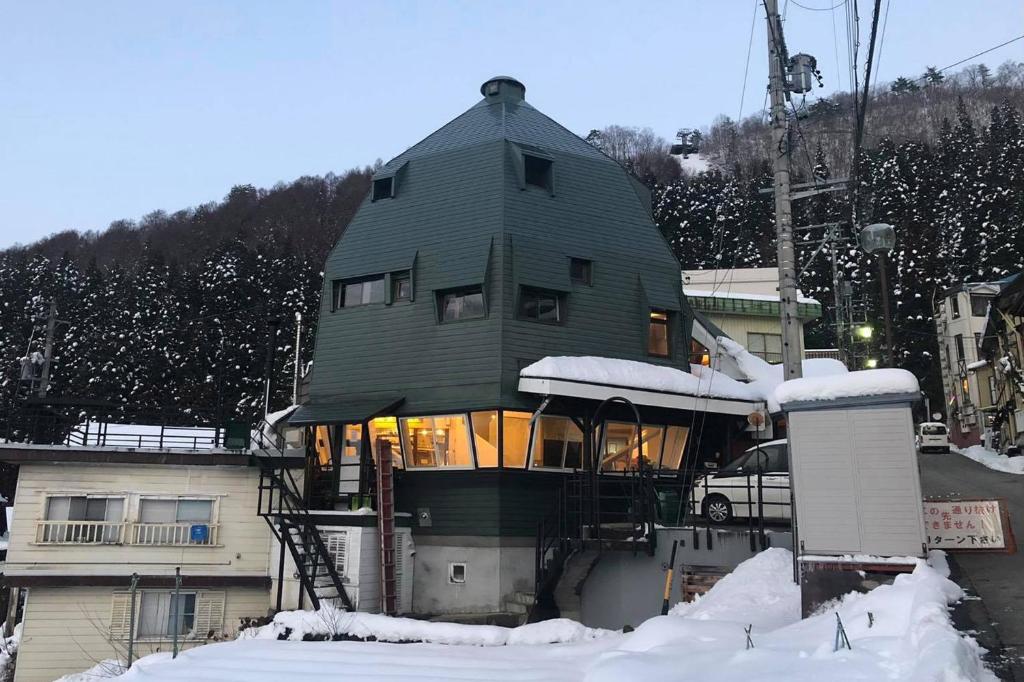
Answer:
[
  {"xmin": 977, "ymin": 273, "xmax": 1024, "ymax": 454},
  {"xmin": 934, "ymin": 281, "xmax": 1003, "ymax": 447},
  {"xmin": 683, "ymin": 268, "xmax": 822, "ymax": 365}
]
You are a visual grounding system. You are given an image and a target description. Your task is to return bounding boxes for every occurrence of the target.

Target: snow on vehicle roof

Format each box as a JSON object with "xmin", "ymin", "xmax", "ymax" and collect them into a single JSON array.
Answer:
[{"xmin": 774, "ymin": 368, "xmax": 920, "ymax": 406}]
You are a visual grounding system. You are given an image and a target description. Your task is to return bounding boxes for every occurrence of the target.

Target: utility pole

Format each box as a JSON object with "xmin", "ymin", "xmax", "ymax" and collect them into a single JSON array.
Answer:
[
  {"xmin": 766, "ymin": 0, "xmax": 803, "ymax": 381},
  {"xmin": 37, "ymin": 300, "xmax": 58, "ymax": 398},
  {"xmin": 292, "ymin": 312, "xmax": 303, "ymax": 406},
  {"xmin": 263, "ymin": 316, "xmax": 282, "ymax": 417}
]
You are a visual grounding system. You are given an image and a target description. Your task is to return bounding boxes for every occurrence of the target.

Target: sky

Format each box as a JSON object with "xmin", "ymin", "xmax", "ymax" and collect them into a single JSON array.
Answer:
[{"xmin": 1, "ymin": 1, "xmax": 1022, "ymax": 249}]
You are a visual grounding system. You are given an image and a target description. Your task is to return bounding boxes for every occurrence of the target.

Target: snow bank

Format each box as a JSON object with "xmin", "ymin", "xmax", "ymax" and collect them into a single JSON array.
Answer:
[
  {"xmin": 774, "ymin": 367, "xmax": 920, "ymax": 406},
  {"xmin": 53, "ymin": 659, "xmax": 128, "ymax": 681},
  {"xmin": 245, "ymin": 609, "xmax": 612, "ymax": 646},
  {"xmin": 0, "ymin": 623, "xmax": 21, "ymax": 681},
  {"xmin": 521, "ymin": 356, "xmax": 762, "ymax": 402},
  {"xmin": 669, "ymin": 547, "xmax": 801, "ymax": 630},
  {"xmin": 956, "ymin": 445, "xmax": 1024, "ymax": 474},
  {"xmin": 111, "ymin": 549, "xmax": 993, "ymax": 682}
]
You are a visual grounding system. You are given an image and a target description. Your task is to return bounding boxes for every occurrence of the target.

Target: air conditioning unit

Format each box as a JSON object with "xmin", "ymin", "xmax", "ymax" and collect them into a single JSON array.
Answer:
[{"xmin": 319, "ymin": 524, "xmax": 414, "ymax": 614}]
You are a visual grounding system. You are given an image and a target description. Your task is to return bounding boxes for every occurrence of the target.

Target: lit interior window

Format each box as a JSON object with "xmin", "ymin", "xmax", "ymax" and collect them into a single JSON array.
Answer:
[
  {"xmin": 400, "ymin": 415, "xmax": 473, "ymax": 468},
  {"xmin": 369, "ymin": 417, "xmax": 404, "ymax": 469},
  {"xmin": 648, "ymin": 310, "xmax": 670, "ymax": 357},
  {"xmin": 601, "ymin": 422, "xmax": 664, "ymax": 471}
]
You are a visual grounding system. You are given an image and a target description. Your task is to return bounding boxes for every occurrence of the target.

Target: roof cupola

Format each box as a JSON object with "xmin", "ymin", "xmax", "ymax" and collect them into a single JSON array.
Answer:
[{"xmin": 480, "ymin": 76, "xmax": 525, "ymax": 103}]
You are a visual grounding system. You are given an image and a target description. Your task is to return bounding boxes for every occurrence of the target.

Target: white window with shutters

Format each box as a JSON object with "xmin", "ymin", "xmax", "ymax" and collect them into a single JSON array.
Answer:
[
  {"xmin": 324, "ymin": 530, "xmax": 349, "ymax": 582},
  {"xmin": 109, "ymin": 590, "xmax": 225, "ymax": 641}
]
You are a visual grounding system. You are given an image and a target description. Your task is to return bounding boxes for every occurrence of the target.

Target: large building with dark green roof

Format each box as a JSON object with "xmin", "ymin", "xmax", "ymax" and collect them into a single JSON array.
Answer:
[{"xmin": 291, "ymin": 77, "xmax": 763, "ymax": 619}]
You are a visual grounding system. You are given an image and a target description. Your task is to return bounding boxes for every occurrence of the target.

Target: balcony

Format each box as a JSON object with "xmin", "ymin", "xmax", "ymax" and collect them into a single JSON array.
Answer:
[
  {"xmin": 34, "ymin": 521, "xmax": 219, "ymax": 546},
  {"xmin": 132, "ymin": 522, "xmax": 219, "ymax": 546},
  {"xmin": 36, "ymin": 520, "xmax": 126, "ymax": 544}
]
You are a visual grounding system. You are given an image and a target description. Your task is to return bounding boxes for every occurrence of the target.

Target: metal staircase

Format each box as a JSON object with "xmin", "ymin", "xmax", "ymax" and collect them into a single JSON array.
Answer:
[
  {"xmin": 530, "ymin": 466, "xmax": 659, "ymax": 622},
  {"xmin": 252, "ymin": 422, "xmax": 353, "ymax": 612}
]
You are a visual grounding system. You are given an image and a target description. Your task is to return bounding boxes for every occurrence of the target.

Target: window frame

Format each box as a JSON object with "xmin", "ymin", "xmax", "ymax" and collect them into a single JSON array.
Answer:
[
  {"xmin": 137, "ymin": 496, "xmax": 217, "ymax": 525},
  {"xmin": 334, "ymin": 275, "xmax": 386, "ymax": 310},
  {"xmin": 437, "ymin": 286, "xmax": 487, "ymax": 323},
  {"xmin": 372, "ymin": 176, "xmax": 395, "ymax": 201},
  {"xmin": 950, "ymin": 295, "xmax": 961, "ymax": 319},
  {"xmin": 40, "ymin": 494, "xmax": 127, "ymax": 544},
  {"xmin": 136, "ymin": 590, "xmax": 198, "ymax": 641},
  {"xmin": 517, "ymin": 286, "xmax": 565, "ymax": 324},
  {"xmin": 391, "ymin": 271, "xmax": 412, "ymax": 302},
  {"xmin": 970, "ymin": 295, "xmax": 990, "ymax": 318},
  {"xmin": 399, "ymin": 414, "xmax": 476, "ymax": 470},
  {"xmin": 647, "ymin": 309, "xmax": 671, "ymax": 358},
  {"xmin": 529, "ymin": 415, "xmax": 585, "ymax": 471},
  {"xmin": 569, "ymin": 258, "xmax": 592, "ymax": 286},
  {"xmin": 747, "ymin": 332, "xmax": 783, "ymax": 363},
  {"xmin": 600, "ymin": 421, "xmax": 666, "ymax": 472},
  {"xmin": 523, "ymin": 154, "xmax": 554, "ymax": 193}
]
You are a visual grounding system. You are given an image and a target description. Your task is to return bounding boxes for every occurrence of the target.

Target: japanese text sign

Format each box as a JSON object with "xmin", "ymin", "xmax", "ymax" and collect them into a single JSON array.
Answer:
[{"xmin": 923, "ymin": 498, "xmax": 1013, "ymax": 552}]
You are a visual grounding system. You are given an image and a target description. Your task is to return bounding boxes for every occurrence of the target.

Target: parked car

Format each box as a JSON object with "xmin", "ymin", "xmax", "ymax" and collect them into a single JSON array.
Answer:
[
  {"xmin": 916, "ymin": 422, "xmax": 950, "ymax": 453},
  {"xmin": 691, "ymin": 439, "xmax": 791, "ymax": 524}
]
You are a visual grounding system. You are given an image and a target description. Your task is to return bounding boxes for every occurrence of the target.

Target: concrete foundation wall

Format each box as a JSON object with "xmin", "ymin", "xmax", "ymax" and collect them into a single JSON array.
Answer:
[
  {"xmin": 581, "ymin": 527, "xmax": 792, "ymax": 629},
  {"xmin": 411, "ymin": 536, "xmax": 533, "ymax": 615}
]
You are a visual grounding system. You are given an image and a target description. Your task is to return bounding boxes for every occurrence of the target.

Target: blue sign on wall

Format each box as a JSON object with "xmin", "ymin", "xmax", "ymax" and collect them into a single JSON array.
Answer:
[{"xmin": 190, "ymin": 524, "xmax": 209, "ymax": 543}]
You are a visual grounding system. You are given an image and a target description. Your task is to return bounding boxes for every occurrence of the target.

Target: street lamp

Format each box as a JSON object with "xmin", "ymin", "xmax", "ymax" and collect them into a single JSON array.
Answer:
[{"xmin": 859, "ymin": 223, "xmax": 897, "ymax": 368}]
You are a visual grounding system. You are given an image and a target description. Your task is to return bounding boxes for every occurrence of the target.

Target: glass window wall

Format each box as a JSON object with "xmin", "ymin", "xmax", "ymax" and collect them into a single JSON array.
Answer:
[
  {"xmin": 530, "ymin": 416, "xmax": 584, "ymax": 469},
  {"xmin": 400, "ymin": 415, "xmax": 473, "ymax": 468},
  {"xmin": 369, "ymin": 417, "xmax": 404, "ymax": 469}
]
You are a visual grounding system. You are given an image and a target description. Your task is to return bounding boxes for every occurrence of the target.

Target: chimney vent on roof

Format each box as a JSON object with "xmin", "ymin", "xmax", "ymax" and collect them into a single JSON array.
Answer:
[{"xmin": 480, "ymin": 76, "xmax": 525, "ymax": 103}]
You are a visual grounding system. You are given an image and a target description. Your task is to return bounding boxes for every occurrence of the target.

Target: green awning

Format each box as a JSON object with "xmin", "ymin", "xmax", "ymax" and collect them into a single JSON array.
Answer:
[
  {"xmin": 513, "ymin": 235, "xmax": 571, "ymax": 292},
  {"xmin": 639, "ymin": 273, "xmax": 682, "ymax": 311},
  {"xmin": 288, "ymin": 395, "xmax": 405, "ymax": 426},
  {"xmin": 430, "ymin": 235, "xmax": 493, "ymax": 291}
]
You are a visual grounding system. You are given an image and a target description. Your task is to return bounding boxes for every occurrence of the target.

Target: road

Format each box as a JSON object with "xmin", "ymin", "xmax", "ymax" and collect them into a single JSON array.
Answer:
[{"xmin": 919, "ymin": 450, "xmax": 1024, "ymax": 681}]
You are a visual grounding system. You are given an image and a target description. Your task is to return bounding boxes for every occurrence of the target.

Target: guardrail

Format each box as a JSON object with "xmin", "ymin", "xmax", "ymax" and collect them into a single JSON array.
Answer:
[
  {"xmin": 36, "ymin": 520, "xmax": 126, "ymax": 544},
  {"xmin": 132, "ymin": 522, "xmax": 219, "ymax": 546}
]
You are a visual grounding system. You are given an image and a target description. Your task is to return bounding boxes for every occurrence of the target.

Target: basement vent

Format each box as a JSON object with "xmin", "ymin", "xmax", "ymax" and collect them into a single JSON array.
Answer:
[{"xmin": 325, "ymin": 531, "xmax": 348, "ymax": 577}]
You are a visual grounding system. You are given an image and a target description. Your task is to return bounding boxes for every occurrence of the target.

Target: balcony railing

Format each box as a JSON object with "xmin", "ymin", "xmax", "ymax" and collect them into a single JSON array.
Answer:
[
  {"xmin": 34, "ymin": 521, "xmax": 219, "ymax": 546},
  {"xmin": 36, "ymin": 520, "xmax": 126, "ymax": 544},
  {"xmin": 132, "ymin": 522, "xmax": 219, "ymax": 546}
]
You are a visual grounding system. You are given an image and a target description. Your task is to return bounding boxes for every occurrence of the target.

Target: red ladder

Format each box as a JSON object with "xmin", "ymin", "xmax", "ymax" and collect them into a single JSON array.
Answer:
[{"xmin": 376, "ymin": 438, "xmax": 398, "ymax": 615}]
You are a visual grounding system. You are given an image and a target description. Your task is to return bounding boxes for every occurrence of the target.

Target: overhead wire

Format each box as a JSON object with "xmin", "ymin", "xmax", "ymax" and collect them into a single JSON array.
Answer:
[
  {"xmin": 737, "ymin": 0, "xmax": 761, "ymax": 123},
  {"xmin": 911, "ymin": 34, "xmax": 1024, "ymax": 83},
  {"xmin": 790, "ymin": 0, "xmax": 846, "ymax": 10},
  {"xmin": 873, "ymin": 0, "xmax": 892, "ymax": 83}
]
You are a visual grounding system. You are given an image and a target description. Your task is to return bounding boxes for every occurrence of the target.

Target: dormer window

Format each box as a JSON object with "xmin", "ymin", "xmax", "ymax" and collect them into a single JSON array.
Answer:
[
  {"xmin": 569, "ymin": 258, "xmax": 592, "ymax": 285},
  {"xmin": 372, "ymin": 177, "xmax": 394, "ymax": 201},
  {"xmin": 648, "ymin": 310, "xmax": 670, "ymax": 358},
  {"xmin": 524, "ymin": 155, "xmax": 553, "ymax": 192}
]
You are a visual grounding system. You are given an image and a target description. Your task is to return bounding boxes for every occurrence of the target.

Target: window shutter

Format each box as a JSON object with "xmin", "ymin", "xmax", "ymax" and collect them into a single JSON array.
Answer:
[
  {"xmin": 194, "ymin": 591, "xmax": 226, "ymax": 638},
  {"xmin": 109, "ymin": 591, "xmax": 132, "ymax": 640},
  {"xmin": 325, "ymin": 531, "xmax": 348, "ymax": 576},
  {"xmin": 394, "ymin": 533, "xmax": 404, "ymax": 611}
]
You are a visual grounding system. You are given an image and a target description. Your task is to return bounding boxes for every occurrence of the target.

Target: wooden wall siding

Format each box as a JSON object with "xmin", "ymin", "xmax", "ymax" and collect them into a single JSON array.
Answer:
[
  {"xmin": 395, "ymin": 471, "xmax": 561, "ymax": 537},
  {"xmin": 704, "ymin": 313, "xmax": 807, "ymax": 357},
  {"xmin": 14, "ymin": 585, "xmax": 269, "ymax": 682},
  {"xmin": 6, "ymin": 464, "xmax": 273, "ymax": 578},
  {"xmin": 307, "ymin": 88, "xmax": 693, "ymax": 418}
]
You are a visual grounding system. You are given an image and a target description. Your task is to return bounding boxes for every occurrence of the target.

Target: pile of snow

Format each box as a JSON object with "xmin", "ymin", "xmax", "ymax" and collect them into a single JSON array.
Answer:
[
  {"xmin": 669, "ymin": 547, "xmax": 800, "ymax": 629},
  {"xmin": 244, "ymin": 609, "xmax": 611, "ymax": 646},
  {"xmin": 0, "ymin": 623, "xmax": 20, "ymax": 680},
  {"xmin": 956, "ymin": 445, "xmax": 1024, "ymax": 474},
  {"xmin": 54, "ymin": 659, "xmax": 127, "ymax": 682},
  {"xmin": 108, "ymin": 549, "xmax": 993, "ymax": 682},
  {"xmin": 521, "ymin": 356, "xmax": 763, "ymax": 403},
  {"xmin": 774, "ymin": 367, "xmax": 920, "ymax": 406}
]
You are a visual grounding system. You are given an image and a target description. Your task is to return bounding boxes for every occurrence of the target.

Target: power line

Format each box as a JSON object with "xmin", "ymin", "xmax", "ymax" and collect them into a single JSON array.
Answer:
[
  {"xmin": 912, "ymin": 34, "xmax": 1024, "ymax": 83},
  {"xmin": 873, "ymin": 0, "xmax": 892, "ymax": 82},
  {"xmin": 738, "ymin": 0, "xmax": 761, "ymax": 122},
  {"xmin": 790, "ymin": 0, "xmax": 845, "ymax": 10}
]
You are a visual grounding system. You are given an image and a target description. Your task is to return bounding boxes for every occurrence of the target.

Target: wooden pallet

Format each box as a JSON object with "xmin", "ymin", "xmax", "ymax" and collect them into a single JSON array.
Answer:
[{"xmin": 680, "ymin": 565, "xmax": 730, "ymax": 603}]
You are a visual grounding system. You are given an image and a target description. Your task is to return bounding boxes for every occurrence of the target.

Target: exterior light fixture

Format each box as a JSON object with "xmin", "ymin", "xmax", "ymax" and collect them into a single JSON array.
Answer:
[
  {"xmin": 865, "ymin": 358, "xmax": 879, "ymax": 369},
  {"xmin": 855, "ymin": 325, "xmax": 874, "ymax": 340},
  {"xmin": 858, "ymin": 223, "xmax": 896, "ymax": 255}
]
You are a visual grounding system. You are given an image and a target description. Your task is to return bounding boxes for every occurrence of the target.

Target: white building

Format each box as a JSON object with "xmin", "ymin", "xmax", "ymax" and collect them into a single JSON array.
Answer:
[{"xmin": 683, "ymin": 268, "xmax": 822, "ymax": 365}]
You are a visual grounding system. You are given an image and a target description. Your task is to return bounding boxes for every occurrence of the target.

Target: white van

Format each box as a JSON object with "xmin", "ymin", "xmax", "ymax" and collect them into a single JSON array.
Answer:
[{"xmin": 916, "ymin": 422, "xmax": 950, "ymax": 453}]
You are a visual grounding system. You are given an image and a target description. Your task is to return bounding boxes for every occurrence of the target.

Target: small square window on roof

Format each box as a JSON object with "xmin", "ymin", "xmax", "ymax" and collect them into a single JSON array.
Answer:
[
  {"xmin": 569, "ymin": 258, "xmax": 592, "ymax": 285},
  {"xmin": 372, "ymin": 176, "xmax": 394, "ymax": 201},
  {"xmin": 524, "ymin": 154, "xmax": 553, "ymax": 192}
]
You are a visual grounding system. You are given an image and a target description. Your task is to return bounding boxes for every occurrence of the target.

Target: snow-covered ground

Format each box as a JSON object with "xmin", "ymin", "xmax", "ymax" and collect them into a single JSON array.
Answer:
[
  {"xmin": 101, "ymin": 549, "xmax": 992, "ymax": 682},
  {"xmin": 956, "ymin": 445, "xmax": 1024, "ymax": 474}
]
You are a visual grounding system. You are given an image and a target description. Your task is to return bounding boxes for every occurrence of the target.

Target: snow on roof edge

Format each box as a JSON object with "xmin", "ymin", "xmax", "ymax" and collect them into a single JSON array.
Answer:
[{"xmin": 774, "ymin": 368, "xmax": 920, "ymax": 406}]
